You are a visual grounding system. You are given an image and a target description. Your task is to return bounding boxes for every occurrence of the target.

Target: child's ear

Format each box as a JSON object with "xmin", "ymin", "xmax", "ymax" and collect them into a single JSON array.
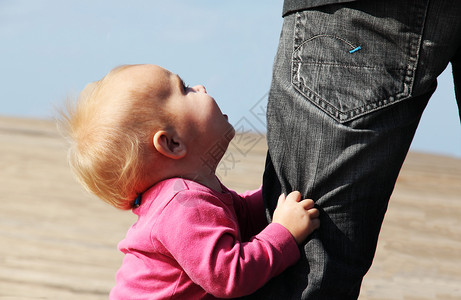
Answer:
[{"xmin": 152, "ymin": 130, "xmax": 187, "ymax": 159}]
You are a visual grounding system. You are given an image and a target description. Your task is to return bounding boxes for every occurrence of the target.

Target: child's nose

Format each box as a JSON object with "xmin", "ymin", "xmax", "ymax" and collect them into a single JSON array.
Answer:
[{"xmin": 192, "ymin": 85, "xmax": 206, "ymax": 94}]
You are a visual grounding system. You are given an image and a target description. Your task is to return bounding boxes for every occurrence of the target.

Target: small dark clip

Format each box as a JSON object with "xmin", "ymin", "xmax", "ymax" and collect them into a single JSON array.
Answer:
[{"xmin": 133, "ymin": 194, "xmax": 142, "ymax": 208}]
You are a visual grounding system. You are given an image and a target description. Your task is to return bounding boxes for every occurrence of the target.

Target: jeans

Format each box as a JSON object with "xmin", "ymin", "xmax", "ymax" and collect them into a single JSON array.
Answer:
[{"xmin": 254, "ymin": 0, "xmax": 461, "ymax": 299}]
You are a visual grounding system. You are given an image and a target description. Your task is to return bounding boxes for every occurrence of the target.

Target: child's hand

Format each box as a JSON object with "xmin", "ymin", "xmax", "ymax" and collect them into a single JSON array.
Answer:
[{"xmin": 272, "ymin": 191, "xmax": 320, "ymax": 244}]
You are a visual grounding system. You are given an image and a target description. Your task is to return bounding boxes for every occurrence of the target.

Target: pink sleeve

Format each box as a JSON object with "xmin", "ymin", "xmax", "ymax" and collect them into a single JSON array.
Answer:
[
  {"xmin": 238, "ymin": 186, "xmax": 265, "ymax": 220},
  {"xmin": 233, "ymin": 187, "xmax": 268, "ymax": 240},
  {"xmin": 155, "ymin": 190, "xmax": 299, "ymax": 298}
]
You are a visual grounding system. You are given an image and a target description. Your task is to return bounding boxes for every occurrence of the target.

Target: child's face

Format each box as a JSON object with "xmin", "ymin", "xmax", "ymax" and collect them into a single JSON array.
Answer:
[{"xmin": 122, "ymin": 64, "xmax": 235, "ymax": 156}]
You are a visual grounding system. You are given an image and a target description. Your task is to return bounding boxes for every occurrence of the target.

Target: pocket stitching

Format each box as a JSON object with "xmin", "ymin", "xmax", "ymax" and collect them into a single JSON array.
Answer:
[
  {"xmin": 293, "ymin": 34, "xmax": 358, "ymax": 54},
  {"xmin": 291, "ymin": 35, "xmax": 410, "ymax": 122}
]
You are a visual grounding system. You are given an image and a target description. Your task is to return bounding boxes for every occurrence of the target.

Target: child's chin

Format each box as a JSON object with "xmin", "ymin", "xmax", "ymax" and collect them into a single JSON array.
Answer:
[{"xmin": 225, "ymin": 125, "xmax": 236, "ymax": 141}]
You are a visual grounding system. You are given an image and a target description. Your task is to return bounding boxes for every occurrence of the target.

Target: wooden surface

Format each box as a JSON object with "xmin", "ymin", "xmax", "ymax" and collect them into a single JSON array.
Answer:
[{"xmin": 1, "ymin": 116, "xmax": 460, "ymax": 299}]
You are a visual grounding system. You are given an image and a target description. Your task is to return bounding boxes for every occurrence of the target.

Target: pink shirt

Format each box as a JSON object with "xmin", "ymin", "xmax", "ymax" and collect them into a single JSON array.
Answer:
[{"xmin": 109, "ymin": 178, "xmax": 299, "ymax": 299}]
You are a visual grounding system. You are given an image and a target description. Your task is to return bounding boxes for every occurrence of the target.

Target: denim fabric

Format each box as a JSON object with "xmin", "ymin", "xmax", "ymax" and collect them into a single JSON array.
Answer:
[
  {"xmin": 283, "ymin": 0, "xmax": 358, "ymax": 16},
  {"xmin": 253, "ymin": 0, "xmax": 461, "ymax": 299}
]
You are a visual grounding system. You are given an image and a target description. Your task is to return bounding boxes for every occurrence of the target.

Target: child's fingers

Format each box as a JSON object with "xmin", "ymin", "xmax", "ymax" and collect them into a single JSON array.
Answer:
[
  {"xmin": 300, "ymin": 199, "xmax": 320, "ymax": 219},
  {"xmin": 299, "ymin": 198, "xmax": 315, "ymax": 209},
  {"xmin": 308, "ymin": 207, "xmax": 320, "ymax": 219},
  {"xmin": 277, "ymin": 193, "xmax": 286, "ymax": 205},
  {"xmin": 285, "ymin": 191, "xmax": 301, "ymax": 202}
]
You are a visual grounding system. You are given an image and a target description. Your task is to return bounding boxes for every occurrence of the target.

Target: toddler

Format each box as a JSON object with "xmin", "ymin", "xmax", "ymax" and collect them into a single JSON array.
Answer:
[{"xmin": 60, "ymin": 64, "xmax": 320, "ymax": 299}]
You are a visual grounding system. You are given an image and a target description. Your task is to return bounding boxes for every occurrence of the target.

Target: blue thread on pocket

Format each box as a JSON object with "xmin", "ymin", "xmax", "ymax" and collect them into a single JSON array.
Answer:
[{"xmin": 349, "ymin": 46, "xmax": 361, "ymax": 54}]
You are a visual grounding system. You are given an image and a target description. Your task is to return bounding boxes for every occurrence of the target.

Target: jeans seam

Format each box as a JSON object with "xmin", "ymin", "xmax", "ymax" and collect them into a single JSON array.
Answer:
[
  {"xmin": 407, "ymin": 0, "xmax": 431, "ymax": 94},
  {"xmin": 292, "ymin": 79, "xmax": 411, "ymax": 123},
  {"xmin": 293, "ymin": 61, "xmax": 402, "ymax": 70}
]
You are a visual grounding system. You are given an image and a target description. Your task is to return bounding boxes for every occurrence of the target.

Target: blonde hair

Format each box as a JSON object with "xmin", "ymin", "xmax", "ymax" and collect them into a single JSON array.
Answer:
[{"xmin": 59, "ymin": 65, "xmax": 166, "ymax": 210}]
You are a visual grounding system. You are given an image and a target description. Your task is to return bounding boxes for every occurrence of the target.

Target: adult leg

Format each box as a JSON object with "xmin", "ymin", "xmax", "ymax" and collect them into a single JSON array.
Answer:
[
  {"xmin": 453, "ymin": 50, "xmax": 461, "ymax": 121},
  {"xmin": 254, "ymin": 1, "xmax": 461, "ymax": 299}
]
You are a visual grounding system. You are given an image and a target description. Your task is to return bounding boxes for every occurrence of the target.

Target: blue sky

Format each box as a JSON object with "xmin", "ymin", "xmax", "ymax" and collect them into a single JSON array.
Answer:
[{"xmin": 1, "ymin": 0, "xmax": 460, "ymax": 157}]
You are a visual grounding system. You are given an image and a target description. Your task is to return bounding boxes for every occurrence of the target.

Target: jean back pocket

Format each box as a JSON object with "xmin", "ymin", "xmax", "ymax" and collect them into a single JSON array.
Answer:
[{"xmin": 291, "ymin": 4, "xmax": 425, "ymax": 122}]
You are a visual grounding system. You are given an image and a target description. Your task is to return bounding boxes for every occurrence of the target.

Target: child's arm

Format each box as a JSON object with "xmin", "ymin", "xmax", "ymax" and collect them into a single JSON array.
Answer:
[
  {"xmin": 234, "ymin": 187, "xmax": 268, "ymax": 240},
  {"xmin": 155, "ymin": 190, "xmax": 319, "ymax": 298}
]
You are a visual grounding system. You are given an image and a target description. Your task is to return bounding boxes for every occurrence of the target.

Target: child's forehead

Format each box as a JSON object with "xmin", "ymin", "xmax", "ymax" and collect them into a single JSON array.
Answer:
[
  {"xmin": 106, "ymin": 64, "xmax": 177, "ymax": 98},
  {"xmin": 122, "ymin": 64, "xmax": 173, "ymax": 85},
  {"xmin": 137, "ymin": 65, "xmax": 181, "ymax": 93}
]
